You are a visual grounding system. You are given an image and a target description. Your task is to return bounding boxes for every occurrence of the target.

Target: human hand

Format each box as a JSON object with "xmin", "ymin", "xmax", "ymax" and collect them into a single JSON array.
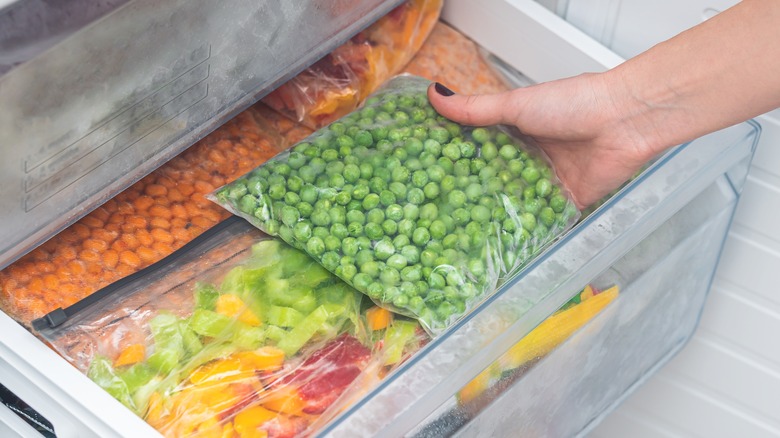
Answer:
[{"xmin": 427, "ymin": 75, "xmax": 657, "ymax": 209}]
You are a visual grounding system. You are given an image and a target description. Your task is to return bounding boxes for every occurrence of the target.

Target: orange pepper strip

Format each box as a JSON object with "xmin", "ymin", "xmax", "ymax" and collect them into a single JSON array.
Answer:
[
  {"xmin": 234, "ymin": 405, "xmax": 277, "ymax": 437},
  {"xmin": 234, "ymin": 346, "xmax": 285, "ymax": 371},
  {"xmin": 261, "ymin": 386, "xmax": 305, "ymax": 416},
  {"xmin": 365, "ymin": 306, "xmax": 393, "ymax": 331},
  {"xmin": 114, "ymin": 343, "xmax": 146, "ymax": 367}
]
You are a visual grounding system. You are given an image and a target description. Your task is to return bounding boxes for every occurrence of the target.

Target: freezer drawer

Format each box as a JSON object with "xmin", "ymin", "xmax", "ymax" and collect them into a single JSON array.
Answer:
[
  {"xmin": 0, "ymin": 0, "xmax": 404, "ymax": 271},
  {"xmin": 0, "ymin": 1, "xmax": 760, "ymax": 437}
]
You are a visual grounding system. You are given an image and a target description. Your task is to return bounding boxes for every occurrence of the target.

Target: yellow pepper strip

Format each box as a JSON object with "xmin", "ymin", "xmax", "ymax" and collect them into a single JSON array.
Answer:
[
  {"xmin": 233, "ymin": 346, "xmax": 285, "ymax": 371},
  {"xmin": 189, "ymin": 357, "xmax": 253, "ymax": 386},
  {"xmin": 458, "ymin": 285, "xmax": 619, "ymax": 405},
  {"xmin": 113, "ymin": 343, "xmax": 146, "ymax": 368},
  {"xmin": 234, "ymin": 405, "xmax": 276, "ymax": 437},
  {"xmin": 216, "ymin": 294, "xmax": 262, "ymax": 327},
  {"xmin": 501, "ymin": 286, "xmax": 618, "ymax": 370}
]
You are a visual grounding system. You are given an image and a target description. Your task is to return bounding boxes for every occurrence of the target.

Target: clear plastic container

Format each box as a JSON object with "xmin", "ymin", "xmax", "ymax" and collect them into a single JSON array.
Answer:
[
  {"xmin": 315, "ymin": 121, "xmax": 759, "ymax": 437},
  {"xmin": 0, "ymin": 122, "xmax": 759, "ymax": 437}
]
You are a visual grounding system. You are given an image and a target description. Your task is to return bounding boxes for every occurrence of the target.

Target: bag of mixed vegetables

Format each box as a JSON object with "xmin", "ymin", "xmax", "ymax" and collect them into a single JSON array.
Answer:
[
  {"xmin": 262, "ymin": 0, "xmax": 442, "ymax": 129},
  {"xmin": 212, "ymin": 75, "xmax": 580, "ymax": 335},
  {"xmin": 34, "ymin": 218, "xmax": 426, "ymax": 438}
]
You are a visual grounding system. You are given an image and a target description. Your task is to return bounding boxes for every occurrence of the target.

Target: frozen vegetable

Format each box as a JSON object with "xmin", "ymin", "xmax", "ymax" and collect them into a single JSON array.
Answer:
[
  {"xmin": 262, "ymin": 0, "xmax": 442, "ymax": 129},
  {"xmin": 37, "ymin": 220, "xmax": 426, "ymax": 438},
  {"xmin": 213, "ymin": 75, "xmax": 579, "ymax": 334},
  {"xmin": 458, "ymin": 285, "xmax": 619, "ymax": 406},
  {"xmin": 402, "ymin": 22, "xmax": 509, "ymax": 96},
  {"xmin": 0, "ymin": 105, "xmax": 289, "ymax": 325}
]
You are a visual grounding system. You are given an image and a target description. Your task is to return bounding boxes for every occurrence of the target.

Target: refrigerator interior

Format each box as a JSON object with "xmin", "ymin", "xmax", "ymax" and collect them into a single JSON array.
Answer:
[{"xmin": 0, "ymin": 0, "xmax": 764, "ymax": 436}]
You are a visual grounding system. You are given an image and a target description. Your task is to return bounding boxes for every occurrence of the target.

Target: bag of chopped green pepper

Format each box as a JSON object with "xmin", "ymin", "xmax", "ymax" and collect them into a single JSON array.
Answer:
[
  {"xmin": 34, "ymin": 217, "xmax": 427, "ymax": 438},
  {"xmin": 211, "ymin": 75, "xmax": 580, "ymax": 334}
]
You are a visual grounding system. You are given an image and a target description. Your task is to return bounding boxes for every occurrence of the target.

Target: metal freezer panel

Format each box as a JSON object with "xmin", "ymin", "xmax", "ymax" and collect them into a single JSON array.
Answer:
[{"xmin": 0, "ymin": 0, "xmax": 403, "ymax": 270}]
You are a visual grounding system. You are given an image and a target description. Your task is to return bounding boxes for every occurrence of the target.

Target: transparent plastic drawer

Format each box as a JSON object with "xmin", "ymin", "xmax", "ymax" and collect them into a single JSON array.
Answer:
[{"xmin": 317, "ymin": 121, "xmax": 759, "ymax": 437}]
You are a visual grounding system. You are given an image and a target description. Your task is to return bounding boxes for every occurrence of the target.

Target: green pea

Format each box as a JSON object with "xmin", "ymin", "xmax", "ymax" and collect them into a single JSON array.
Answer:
[
  {"xmin": 393, "ymin": 235, "xmax": 411, "ymax": 249},
  {"xmin": 362, "ymin": 193, "xmax": 380, "ymax": 210},
  {"xmin": 383, "ymin": 204, "xmax": 402, "ymax": 222},
  {"xmin": 401, "ymin": 265, "xmax": 423, "ymax": 282},
  {"xmin": 356, "ymin": 249, "xmax": 374, "ymax": 267},
  {"xmin": 481, "ymin": 141, "xmax": 498, "ymax": 160},
  {"xmin": 280, "ymin": 206, "xmax": 300, "ymax": 227},
  {"xmin": 389, "ymin": 181, "xmax": 407, "ymax": 200},
  {"xmin": 369, "ymin": 177, "xmax": 387, "ymax": 193},
  {"xmin": 341, "ymin": 264, "xmax": 358, "ymax": 281},
  {"xmin": 413, "ymin": 227, "xmax": 431, "ymax": 246},
  {"xmin": 453, "ymin": 208, "xmax": 470, "ymax": 226},
  {"xmin": 448, "ymin": 190, "xmax": 467, "ymax": 208},
  {"xmin": 471, "ymin": 205, "xmax": 491, "ymax": 223},
  {"xmin": 379, "ymin": 190, "xmax": 397, "ymax": 207},
  {"xmin": 441, "ymin": 175, "xmax": 456, "ymax": 194},
  {"xmin": 522, "ymin": 166, "xmax": 541, "ymax": 184},
  {"xmin": 429, "ymin": 126, "xmax": 450, "ymax": 144},
  {"xmin": 382, "ymin": 219, "xmax": 398, "ymax": 236},
  {"xmin": 375, "ymin": 240, "xmax": 395, "ymax": 260},
  {"xmin": 423, "ymin": 182, "xmax": 440, "ymax": 200},
  {"xmin": 367, "ymin": 208, "xmax": 385, "ymax": 224},
  {"xmin": 293, "ymin": 221, "xmax": 312, "ymax": 242},
  {"xmin": 471, "ymin": 127, "xmax": 491, "ymax": 144},
  {"xmin": 443, "ymin": 142, "xmax": 462, "ymax": 161},
  {"xmin": 365, "ymin": 222, "xmax": 384, "ymax": 240},
  {"xmin": 307, "ymin": 236, "xmax": 325, "ymax": 256},
  {"xmin": 359, "ymin": 162, "xmax": 374, "ymax": 180},
  {"xmin": 536, "ymin": 178, "xmax": 553, "ymax": 198},
  {"xmin": 520, "ymin": 212, "xmax": 537, "ymax": 231},
  {"xmin": 380, "ymin": 267, "xmax": 401, "ymax": 286},
  {"xmin": 459, "ymin": 141, "xmax": 476, "ymax": 158},
  {"xmin": 430, "ymin": 220, "xmax": 447, "ymax": 240},
  {"xmin": 398, "ymin": 219, "xmax": 415, "ymax": 237},
  {"xmin": 331, "ymin": 223, "xmax": 349, "ymax": 240},
  {"xmin": 550, "ymin": 193, "xmax": 568, "ymax": 213},
  {"xmin": 387, "ymin": 254, "xmax": 408, "ymax": 270},
  {"xmin": 348, "ymin": 222, "xmax": 364, "ymax": 237},
  {"xmin": 407, "ymin": 187, "xmax": 426, "ymax": 205},
  {"xmin": 353, "ymin": 273, "xmax": 372, "ymax": 291}
]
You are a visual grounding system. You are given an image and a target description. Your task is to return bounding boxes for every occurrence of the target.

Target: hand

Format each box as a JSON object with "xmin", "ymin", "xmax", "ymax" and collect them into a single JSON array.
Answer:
[{"xmin": 427, "ymin": 75, "xmax": 654, "ymax": 209}]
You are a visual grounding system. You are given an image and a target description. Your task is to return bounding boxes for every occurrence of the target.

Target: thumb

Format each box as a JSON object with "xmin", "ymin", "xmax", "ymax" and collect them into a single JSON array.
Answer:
[{"xmin": 427, "ymin": 82, "xmax": 517, "ymax": 127}]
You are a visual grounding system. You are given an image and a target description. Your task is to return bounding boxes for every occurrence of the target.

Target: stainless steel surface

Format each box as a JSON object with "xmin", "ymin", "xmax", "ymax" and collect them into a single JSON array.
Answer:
[{"xmin": 0, "ymin": 0, "xmax": 404, "ymax": 270}]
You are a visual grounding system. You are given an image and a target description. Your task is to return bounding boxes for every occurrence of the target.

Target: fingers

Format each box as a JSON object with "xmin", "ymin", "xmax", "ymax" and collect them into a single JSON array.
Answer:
[{"xmin": 427, "ymin": 83, "xmax": 518, "ymax": 127}]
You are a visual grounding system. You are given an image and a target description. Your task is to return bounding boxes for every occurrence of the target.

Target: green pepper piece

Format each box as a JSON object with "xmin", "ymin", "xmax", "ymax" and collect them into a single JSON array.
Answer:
[
  {"xmin": 276, "ymin": 306, "xmax": 330, "ymax": 356},
  {"xmin": 194, "ymin": 282, "xmax": 219, "ymax": 310},
  {"xmin": 266, "ymin": 306, "xmax": 305, "ymax": 328},
  {"xmin": 384, "ymin": 320, "xmax": 419, "ymax": 365},
  {"xmin": 146, "ymin": 349, "xmax": 180, "ymax": 375},
  {"xmin": 189, "ymin": 309, "xmax": 233, "ymax": 338},
  {"xmin": 87, "ymin": 355, "xmax": 134, "ymax": 409}
]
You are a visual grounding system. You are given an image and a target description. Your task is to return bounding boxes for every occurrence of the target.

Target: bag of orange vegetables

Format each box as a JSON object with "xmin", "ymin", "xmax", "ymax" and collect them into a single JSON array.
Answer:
[
  {"xmin": 35, "ymin": 218, "xmax": 426, "ymax": 438},
  {"xmin": 262, "ymin": 0, "xmax": 442, "ymax": 129}
]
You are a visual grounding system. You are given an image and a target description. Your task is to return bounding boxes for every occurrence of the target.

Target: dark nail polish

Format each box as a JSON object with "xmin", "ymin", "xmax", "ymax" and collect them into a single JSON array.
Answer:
[{"xmin": 434, "ymin": 82, "xmax": 455, "ymax": 96}]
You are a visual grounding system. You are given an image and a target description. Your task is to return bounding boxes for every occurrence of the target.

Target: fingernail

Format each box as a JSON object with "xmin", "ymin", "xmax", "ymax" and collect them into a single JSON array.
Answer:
[{"xmin": 434, "ymin": 82, "xmax": 455, "ymax": 96}]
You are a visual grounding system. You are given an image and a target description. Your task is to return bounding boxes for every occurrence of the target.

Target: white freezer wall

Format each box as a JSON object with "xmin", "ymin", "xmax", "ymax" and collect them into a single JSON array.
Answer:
[{"xmin": 538, "ymin": 1, "xmax": 780, "ymax": 436}]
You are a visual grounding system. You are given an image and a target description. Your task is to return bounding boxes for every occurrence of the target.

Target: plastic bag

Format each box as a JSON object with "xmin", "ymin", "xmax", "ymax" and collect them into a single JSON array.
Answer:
[
  {"xmin": 402, "ymin": 22, "xmax": 510, "ymax": 96},
  {"xmin": 35, "ymin": 218, "xmax": 427, "ymax": 438},
  {"xmin": 262, "ymin": 0, "xmax": 442, "ymax": 129},
  {"xmin": 212, "ymin": 75, "xmax": 580, "ymax": 334},
  {"xmin": 457, "ymin": 285, "xmax": 619, "ymax": 408},
  {"xmin": 0, "ymin": 105, "xmax": 289, "ymax": 325}
]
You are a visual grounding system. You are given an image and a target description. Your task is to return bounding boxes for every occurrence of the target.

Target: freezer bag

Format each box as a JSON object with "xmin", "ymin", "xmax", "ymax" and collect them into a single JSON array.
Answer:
[
  {"xmin": 0, "ymin": 105, "xmax": 289, "ymax": 325},
  {"xmin": 35, "ymin": 218, "xmax": 426, "ymax": 438},
  {"xmin": 212, "ymin": 75, "xmax": 580, "ymax": 334},
  {"xmin": 262, "ymin": 0, "xmax": 442, "ymax": 129}
]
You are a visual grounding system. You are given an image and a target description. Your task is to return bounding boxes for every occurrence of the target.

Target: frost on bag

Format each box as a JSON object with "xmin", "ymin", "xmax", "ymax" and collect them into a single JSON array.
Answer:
[
  {"xmin": 35, "ymin": 219, "xmax": 426, "ymax": 438},
  {"xmin": 211, "ymin": 75, "xmax": 580, "ymax": 334},
  {"xmin": 262, "ymin": 0, "xmax": 442, "ymax": 129}
]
